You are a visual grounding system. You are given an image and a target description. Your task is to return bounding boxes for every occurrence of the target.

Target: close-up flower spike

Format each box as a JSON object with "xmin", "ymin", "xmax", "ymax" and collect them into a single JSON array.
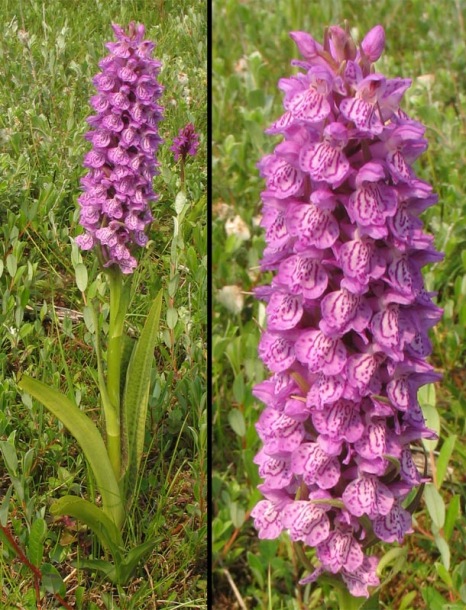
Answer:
[{"xmin": 252, "ymin": 23, "xmax": 443, "ymax": 598}]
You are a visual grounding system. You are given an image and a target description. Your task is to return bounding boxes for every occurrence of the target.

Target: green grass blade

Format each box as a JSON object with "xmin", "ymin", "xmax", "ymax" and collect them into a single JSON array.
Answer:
[
  {"xmin": 17, "ymin": 376, "xmax": 124, "ymax": 528},
  {"xmin": 122, "ymin": 290, "xmax": 163, "ymax": 498},
  {"xmin": 50, "ymin": 495, "xmax": 124, "ymax": 553}
]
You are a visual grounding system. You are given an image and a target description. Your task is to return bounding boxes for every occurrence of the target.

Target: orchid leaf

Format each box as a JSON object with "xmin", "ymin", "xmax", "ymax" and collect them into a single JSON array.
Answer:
[
  {"xmin": 120, "ymin": 334, "xmax": 137, "ymax": 398},
  {"xmin": 122, "ymin": 289, "xmax": 163, "ymax": 501},
  {"xmin": 50, "ymin": 495, "xmax": 123, "ymax": 553},
  {"xmin": 119, "ymin": 334, "xmax": 136, "ymax": 476},
  {"xmin": 17, "ymin": 376, "xmax": 124, "ymax": 528}
]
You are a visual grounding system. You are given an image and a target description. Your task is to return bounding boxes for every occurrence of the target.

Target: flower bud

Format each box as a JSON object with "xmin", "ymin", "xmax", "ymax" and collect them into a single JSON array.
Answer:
[{"xmin": 361, "ymin": 24, "xmax": 385, "ymax": 62}]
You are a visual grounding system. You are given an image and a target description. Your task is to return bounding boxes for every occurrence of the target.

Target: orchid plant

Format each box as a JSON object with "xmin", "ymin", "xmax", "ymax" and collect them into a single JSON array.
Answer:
[
  {"xmin": 17, "ymin": 22, "xmax": 165, "ymax": 585},
  {"xmin": 251, "ymin": 23, "xmax": 442, "ymax": 606},
  {"xmin": 171, "ymin": 122, "xmax": 200, "ymax": 190}
]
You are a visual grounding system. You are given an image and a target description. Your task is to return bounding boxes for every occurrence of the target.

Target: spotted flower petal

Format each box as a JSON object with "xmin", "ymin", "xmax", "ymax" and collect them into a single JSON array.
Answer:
[
  {"xmin": 373, "ymin": 501, "xmax": 413, "ymax": 542},
  {"xmin": 341, "ymin": 556, "xmax": 380, "ymax": 597},
  {"xmin": 260, "ymin": 153, "xmax": 304, "ymax": 199},
  {"xmin": 251, "ymin": 500, "xmax": 284, "ymax": 539},
  {"xmin": 317, "ymin": 529, "xmax": 364, "ymax": 574},
  {"xmin": 300, "ymin": 137, "xmax": 350, "ymax": 186},
  {"xmin": 254, "ymin": 449, "xmax": 294, "ymax": 488},
  {"xmin": 295, "ymin": 329, "xmax": 347, "ymax": 375},
  {"xmin": 258, "ymin": 332, "xmax": 296, "ymax": 373},
  {"xmin": 266, "ymin": 292, "xmax": 304, "ymax": 331},
  {"xmin": 287, "ymin": 86, "xmax": 331, "ymax": 123},
  {"xmin": 347, "ymin": 182, "xmax": 397, "ymax": 234},
  {"xmin": 307, "ymin": 373, "xmax": 345, "ymax": 409},
  {"xmin": 354, "ymin": 421, "xmax": 387, "ymax": 460},
  {"xmin": 338, "ymin": 238, "xmax": 385, "ymax": 293},
  {"xmin": 276, "ymin": 255, "xmax": 328, "ymax": 299},
  {"xmin": 291, "ymin": 442, "xmax": 341, "ymax": 488},
  {"xmin": 312, "ymin": 399, "xmax": 364, "ymax": 443},
  {"xmin": 256, "ymin": 409, "xmax": 306, "ymax": 455},
  {"xmin": 342, "ymin": 474, "xmax": 394, "ymax": 518},
  {"xmin": 346, "ymin": 353, "xmax": 382, "ymax": 396},
  {"xmin": 281, "ymin": 501, "xmax": 331, "ymax": 546},
  {"xmin": 286, "ymin": 202, "xmax": 339, "ymax": 249},
  {"xmin": 320, "ymin": 289, "xmax": 372, "ymax": 337}
]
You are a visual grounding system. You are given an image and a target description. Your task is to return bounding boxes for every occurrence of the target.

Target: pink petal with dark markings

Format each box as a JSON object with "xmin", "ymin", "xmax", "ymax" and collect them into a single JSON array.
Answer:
[
  {"xmin": 300, "ymin": 141, "xmax": 350, "ymax": 186},
  {"xmin": 266, "ymin": 293, "xmax": 303, "ymax": 331},
  {"xmin": 342, "ymin": 475, "xmax": 393, "ymax": 518},
  {"xmin": 277, "ymin": 255, "xmax": 328, "ymax": 299},
  {"xmin": 288, "ymin": 87, "xmax": 330, "ymax": 122},
  {"xmin": 258, "ymin": 332, "xmax": 296, "ymax": 373},
  {"xmin": 286, "ymin": 203, "xmax": 339, "ymax": 249},
  {"xmin": 295, "ymin": 329, "xmax": 347, "ymax": 375},
  {"xmin": 373, "ymin": 502, "xmax": 413, "ymax": 543}
]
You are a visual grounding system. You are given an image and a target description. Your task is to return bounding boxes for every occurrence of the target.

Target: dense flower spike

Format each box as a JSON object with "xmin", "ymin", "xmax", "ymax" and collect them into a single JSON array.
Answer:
[
  {"xmin": 252, "ymin": 24, "xmax": 442, "ymax": 598},
  {"xmin": 170, "ymin": 122, "xmax": 200, "ymax": 162},
  {"xmin": 76, "ymin": 22, "xmax": 163, "ymax": 274}
]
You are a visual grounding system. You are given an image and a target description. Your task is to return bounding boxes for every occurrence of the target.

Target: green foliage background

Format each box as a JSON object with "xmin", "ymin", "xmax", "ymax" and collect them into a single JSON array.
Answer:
[
  {"xmin": 0, "ymin": 0, "xmax": 207, "ymax": 607},
  {"xmin": 212, "ymin": 1, "xmax": 466, "ymax": 608}
]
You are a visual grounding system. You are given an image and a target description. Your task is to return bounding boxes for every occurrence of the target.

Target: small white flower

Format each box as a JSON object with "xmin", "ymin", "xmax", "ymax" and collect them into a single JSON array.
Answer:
[
  {"xmin": 225, "ymin": 215, "xmax": 251, "ymax": 241},
  {"xmin": 217, "ymin": 285, "xmax": 244, "ymax": 315},
  {"xmin": 415, "ymin": 74, "xmax": 435, "ymax": 89},
  {"xmin": 178, "ymin": 71, "xmax": 189, "ymax": 85},
  {"xmin": 213, "ymin": 201, "xmax": 234, "ymax": 220},
  {"xmin": 234, "ymin": 57, "xmax": 248, "ymax": 74}
]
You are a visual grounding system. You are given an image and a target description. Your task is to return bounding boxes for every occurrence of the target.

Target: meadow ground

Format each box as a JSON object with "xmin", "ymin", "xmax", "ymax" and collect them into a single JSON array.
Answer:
[
  {"xmin": 212, "ymin": 1, "xmax": 466, "ymax": 608},
  {"xmin": 0, "ymin": 0, "xmax": 207, "ymax": 608}
]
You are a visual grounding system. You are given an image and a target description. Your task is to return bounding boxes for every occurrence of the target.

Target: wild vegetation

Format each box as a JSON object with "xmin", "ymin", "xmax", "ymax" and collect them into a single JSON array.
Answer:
[{"xmin": 0, "ymin": 0, "xmax": 207, "ymax": 608}]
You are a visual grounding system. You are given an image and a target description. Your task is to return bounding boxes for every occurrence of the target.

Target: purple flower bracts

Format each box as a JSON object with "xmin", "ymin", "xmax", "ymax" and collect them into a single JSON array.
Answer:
[
  {"xmin": 251, "ymin": 24, "xmax": 443, "ymax": 597},
  {"xmin": 170, "ymin": 122, "xmax": 200, "ymax": 162},
  {"xmin": 76, "ymin": 22, "xmax": 163, "ymax": 274}
]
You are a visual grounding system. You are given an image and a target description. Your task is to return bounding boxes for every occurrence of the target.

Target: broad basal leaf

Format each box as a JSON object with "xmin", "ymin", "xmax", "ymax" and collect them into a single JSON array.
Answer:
[{"xmin": 18, "ymin": 376, "xmax": 124, "ymax": 528}]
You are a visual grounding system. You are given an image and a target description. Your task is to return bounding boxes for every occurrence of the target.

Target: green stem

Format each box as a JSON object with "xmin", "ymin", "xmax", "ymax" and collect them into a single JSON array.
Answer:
[
  {"xmin": 293, "ymin": 541, "xmax": 315, "ymax": 573},
  {"xmin": 335, "ymin": 587, "xmax": 367, "ymax": 610},
  {"xmin": 180, "ymin": 159, "xmax": 185, "ymax": 190},
  {"xmin": 90, "ymin": 301, "xmax": 120, "ymax": 481},
  {"xmin": 105, "ymin": 269, "xmax": 130, "ymax": 480},
  {"xmin": 108, "ymin": 271, "xmax": 122, "ymax": 413}
]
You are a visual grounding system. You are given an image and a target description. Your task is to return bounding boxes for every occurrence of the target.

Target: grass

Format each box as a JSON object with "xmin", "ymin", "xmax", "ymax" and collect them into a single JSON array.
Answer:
[
  {"xmin": 212, "ymin": 0, "xmax": 466, "ymax": 608},
  {"xmin": 0, "ymin": 0, "xmax": 206, "ymax": 607}
]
